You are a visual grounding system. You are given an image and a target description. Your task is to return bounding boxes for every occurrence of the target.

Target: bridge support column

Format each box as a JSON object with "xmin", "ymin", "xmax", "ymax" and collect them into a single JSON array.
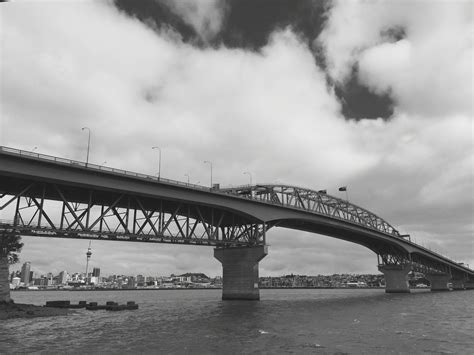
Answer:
[
  {"xmin": 214, "ymin": 246, "xmax": 267, "ymax": 300},
  {"xmin": 426, "ymin": 273, "xmax": 451, "ymax": 291},
  {"xmin": 0, "ymin": 255, "xmax": 11, "ymax": 303},
  {"xmin": 378, "ymin": 264, "xmax": 411, "ymax": 293}
]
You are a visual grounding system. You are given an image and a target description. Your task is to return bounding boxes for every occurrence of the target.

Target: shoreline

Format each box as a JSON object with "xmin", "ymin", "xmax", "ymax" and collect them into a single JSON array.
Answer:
[
  {"xmin": 11, "ymin": 286, "xmax": 387, "ymax": 292},
  {"xmin": 0, "ymin": 302, "xmax": 70, "ymax": 320}
]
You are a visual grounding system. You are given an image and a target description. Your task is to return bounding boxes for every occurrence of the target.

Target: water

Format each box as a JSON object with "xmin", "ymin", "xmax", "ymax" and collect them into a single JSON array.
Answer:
[{"xmin": 1, "ymin": 289, "xmax": 473, "ymax": 354}]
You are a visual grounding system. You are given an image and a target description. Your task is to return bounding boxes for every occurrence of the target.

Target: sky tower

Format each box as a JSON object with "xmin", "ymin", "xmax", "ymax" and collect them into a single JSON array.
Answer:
[{"xmin": 85, "ymin": 241, "xmax": 92, "ymax": 284}]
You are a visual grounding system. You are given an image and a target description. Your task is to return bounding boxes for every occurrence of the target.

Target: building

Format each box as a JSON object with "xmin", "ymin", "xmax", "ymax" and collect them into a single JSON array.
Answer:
[
  {"xmin": 58, "ymin": 271, "xmax": 68, "ymax": 285},
  {"xmin": 127, "ymin": 276, "xmax": 136, "ymax": 289},
  {"xmin": 92, "ymin": 267, "xmax": 100, "ymax": 278},
  {"xmin": 11, "ymin": 277, "xmax": 21, "ymax": 288},
  {"xmin": 136, "ymin": 274, "xmax": 145, "ymax": 286},
  {"xmin": 20, "ymin": 262, "xmax": 31, "ymax": 285}
]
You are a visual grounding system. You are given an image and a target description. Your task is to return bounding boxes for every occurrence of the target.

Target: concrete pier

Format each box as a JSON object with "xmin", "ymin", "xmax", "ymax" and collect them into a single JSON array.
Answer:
[
  {"xmin": 0, "ymin": 256, "xmax": 11, "ymax": 303},
  {"xmin": 214, "ymin": 245, "xmax": 268, "ymax": 300},
  {"xmin": 378, "ymin": 264, "xmax": 411, "ymax": 293},
  {"xmin": 426, "ymin": 273, "xmax": 451, "ymax": 291}
]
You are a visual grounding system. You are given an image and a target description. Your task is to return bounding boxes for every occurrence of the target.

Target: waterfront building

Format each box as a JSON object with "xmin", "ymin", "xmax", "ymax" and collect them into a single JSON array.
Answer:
[
  {"xmin": 92, "ymin": 267, "xmax": 100, "ymax": 278},
  {"xmin": 33, "ymin": 277, "xmax": 48, "ymax": 287},
  {"xmin": 127, "ymin": 276, "xmax": 136, "ymax": 289},
  {"xmin": 20, "ymin": 262, "xmax": 31, "ymax": 285},
  {"xmin": 136, "ymin": 274, "xmax": 145, "ymax": 286},
  {"xmin": 11, "ymin": 277, "xmax": 20, "ymax": 288},
  {"xmin": 90, "ymin": 276, "xmax": 99, "ymax": 285},
  {"xmin": 58, "ymin": 271, "xmax": 68, "ymax": 285}
]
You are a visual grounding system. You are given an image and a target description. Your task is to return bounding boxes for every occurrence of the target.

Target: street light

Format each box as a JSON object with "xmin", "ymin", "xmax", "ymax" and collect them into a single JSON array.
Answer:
[
  {"xmin": 81, "ymin": 127, "xmax": 91, "ymax": 167},
  {"xmin": 184, "ymin": 173, "xmax": 190, "ymax": 185},
  {"xmin": 152, "ymin": 146, "xmax": 161, "ymax": 179},
  {"xmin": 203, "ymin": 160, "xmax": 213, "ymax": 188},
  {"xmin": 243, "ymin": 171, "xmax": 252, "ymax": 186},
  {"xmin": 32, "ymin": 146, "xmax": 37, "ymax": 152}
]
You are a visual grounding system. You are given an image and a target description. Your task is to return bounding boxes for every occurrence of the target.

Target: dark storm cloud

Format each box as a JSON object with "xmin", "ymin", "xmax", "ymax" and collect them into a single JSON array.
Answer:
[{"xmin": 113, "ymin": 0, "xmax": 395, "ymax": 120}]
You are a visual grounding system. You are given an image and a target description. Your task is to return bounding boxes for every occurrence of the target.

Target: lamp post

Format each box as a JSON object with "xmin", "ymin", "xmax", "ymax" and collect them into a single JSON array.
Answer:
[
  {"xmin": 184, "ymin": 173, "xmax": 190, "ymax": 185},
  {"xmin": 32, "ymin": 146, "xmax": 37, "ymax": 152},
  {"xmin": 81, "ymin": 127, "xmax": 91, "ymax": 167},
  {"xmin": 243, "ymin": 171, "xmax": 252, "ymax": 186},
  {"xmin": 152, "ymin": 146, "xmax": 161, "ymax": 179},
  {"xmin": 204, "ymin": 160, "xmax": 213, "ymax": 188}
]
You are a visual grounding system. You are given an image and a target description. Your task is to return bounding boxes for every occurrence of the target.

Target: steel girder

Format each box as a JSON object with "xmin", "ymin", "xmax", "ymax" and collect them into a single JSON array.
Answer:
[
  {"xmin": 375, "ymin": 247, "xmax": 461, "ymax": 277},
  {"xmin": 220, "ymin": 184, "xmax": 400, "ymax": 236},
  {"xmin": 0, "ymin": 183, "xmax": 270, "ymax": 247}
]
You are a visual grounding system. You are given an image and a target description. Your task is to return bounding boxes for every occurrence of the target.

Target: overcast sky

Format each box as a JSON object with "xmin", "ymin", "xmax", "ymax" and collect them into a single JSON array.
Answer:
[{"xmin": 1, "ymin": 0, "xmax": 472, "ymax": 278}]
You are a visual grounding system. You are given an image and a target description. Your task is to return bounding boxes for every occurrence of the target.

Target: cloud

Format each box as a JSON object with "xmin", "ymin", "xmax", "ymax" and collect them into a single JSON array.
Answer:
[
  {"xmin": 160, "ymin": 0, "xmax": 227, "ymax": 43},
  {"xmin": 1, "ymin": 0, "xmax": 473, "ymax": 277},
  {"xmin": 318, "ymin": 0, "xmax": 473, "ymax": 118}
]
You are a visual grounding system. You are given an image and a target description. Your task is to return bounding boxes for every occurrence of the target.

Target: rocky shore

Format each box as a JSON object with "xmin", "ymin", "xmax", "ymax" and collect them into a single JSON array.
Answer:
[{"xmin": 0, "ymin": 301, "xmax": 69, "ymax": 320}]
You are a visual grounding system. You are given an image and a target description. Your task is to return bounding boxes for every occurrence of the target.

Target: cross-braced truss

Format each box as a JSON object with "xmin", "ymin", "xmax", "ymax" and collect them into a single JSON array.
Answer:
[
  {"xmin": 375, "ymin": 245, "xmax": 456, "ymax": 276},
  {"xmin": 0, "ymin": 183, "xmax": 270, "ymax": 247},
  {"xmin": 220, "ymin": 184, "xmax": 400, "ymax": 236}
]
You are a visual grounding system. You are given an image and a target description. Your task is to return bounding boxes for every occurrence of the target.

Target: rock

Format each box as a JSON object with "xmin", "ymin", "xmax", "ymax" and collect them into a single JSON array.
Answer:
[{"xmin": 0, "ymin": 302, "xmax": 69, "ymax": 320}]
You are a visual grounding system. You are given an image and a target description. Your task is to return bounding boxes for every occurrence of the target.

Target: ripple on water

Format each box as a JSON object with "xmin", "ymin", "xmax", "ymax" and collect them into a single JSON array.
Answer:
[{"xmin": 1, "ymin": 288, "xmax": 473, "ymax": 353}]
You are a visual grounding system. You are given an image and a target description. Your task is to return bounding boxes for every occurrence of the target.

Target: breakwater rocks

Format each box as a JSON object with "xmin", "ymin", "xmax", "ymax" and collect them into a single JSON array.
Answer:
[
  {"xmin": 1, "ymin": 301, "xmax": 69, "ymax": 320},
  {"xmin": 45, "ymin": 300, "xmax": 139, "ymax": 311}
]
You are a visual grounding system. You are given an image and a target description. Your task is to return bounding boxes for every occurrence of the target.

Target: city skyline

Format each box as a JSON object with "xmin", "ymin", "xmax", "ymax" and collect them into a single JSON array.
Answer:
[
  {"xmin": 1, "ymin": 0, "xmax": 472, "ymax": 277},
  {"xmin": 10, "ymin": 259, "xmax": 390, "ymax": 288}
]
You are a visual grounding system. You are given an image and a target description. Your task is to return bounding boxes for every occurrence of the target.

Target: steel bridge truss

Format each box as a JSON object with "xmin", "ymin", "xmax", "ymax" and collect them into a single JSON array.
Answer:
[
  {"xmin": 376, "ymin": 245, "xmax": 459, "ymax": 277},
  {"xmin": 0, "ymin": 183, "xmax": 270, "ymax": 247},
  {"xmin": 221, "ymin": 185, "xmax": 400, "ymax": 237}
]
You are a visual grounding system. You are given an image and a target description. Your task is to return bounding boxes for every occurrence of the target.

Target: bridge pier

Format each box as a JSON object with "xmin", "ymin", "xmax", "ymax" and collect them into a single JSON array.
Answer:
[
  {"xmin": 214, "ymin": 246, "xmax": 267, "ymax": 300},
  {"xmin": 0, "ymin": 256, "xmax": 11, "ymax": 303},
  {"xmin": 378, "ymin": 264, "xmax": 411, "ymax": 293},
  {"xmin": 426, "ymin": 273, "xmax": 451, "ymax": 291}
]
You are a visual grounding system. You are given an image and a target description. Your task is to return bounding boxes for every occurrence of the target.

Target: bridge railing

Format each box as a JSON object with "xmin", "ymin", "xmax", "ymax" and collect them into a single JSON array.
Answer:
[{"xmin": 0, "ymin": 146, "xmax": 208, "ymax": 191}]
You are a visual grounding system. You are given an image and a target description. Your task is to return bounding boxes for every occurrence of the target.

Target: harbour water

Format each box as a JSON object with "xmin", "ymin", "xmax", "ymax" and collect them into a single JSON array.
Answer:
[{"xmin": 1, "ymin": 289, "xmax": 473, "ymax": 354}]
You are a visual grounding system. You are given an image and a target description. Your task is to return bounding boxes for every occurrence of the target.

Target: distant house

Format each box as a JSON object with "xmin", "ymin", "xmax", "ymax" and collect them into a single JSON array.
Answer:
[
  {"xmin": 178, "ymin": 273, "xmax": 210, "ymax": 284},
  {"xmin": 346, "ymin": 281, "xmax": 367, "ymax": 288}
]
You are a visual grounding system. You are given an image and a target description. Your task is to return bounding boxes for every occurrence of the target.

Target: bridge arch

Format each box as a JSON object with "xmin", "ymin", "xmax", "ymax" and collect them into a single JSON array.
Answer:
[{"xmin": 220, "ymin": 184, "xmax": 401, "ymax": 237}]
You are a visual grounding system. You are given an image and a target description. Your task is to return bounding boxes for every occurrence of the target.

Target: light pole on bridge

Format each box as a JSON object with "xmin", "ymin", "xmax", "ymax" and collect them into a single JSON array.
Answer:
[
  {"xmin": 81, "ymin": 127, "xmax": 91, "ymax": 167},
  {"xmin": 204, "ymin": 160, "xmax": 213, "ymax": 188},
  {"xmin": 243, "ymin": 171, "xmax": 252, "ymax": 186},
  {"xmin": 184, "ymin": 173, "xmax": 190, "ymax": 185},
  {"xmin": 152, "ymin": 146, "xmax": 162, "ymax": 180}
]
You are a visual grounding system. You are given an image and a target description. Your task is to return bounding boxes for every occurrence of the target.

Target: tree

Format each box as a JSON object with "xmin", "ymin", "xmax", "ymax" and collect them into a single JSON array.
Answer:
[{"xmin": 0, "ymin": 231, "xmax": 24, "ymax": 303}]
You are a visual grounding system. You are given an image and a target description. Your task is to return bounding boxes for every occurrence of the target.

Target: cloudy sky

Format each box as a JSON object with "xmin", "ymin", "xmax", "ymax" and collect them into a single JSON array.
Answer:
[{"xmin": 1, "ymin": 0, "xmax": 472, "ymax": 278}]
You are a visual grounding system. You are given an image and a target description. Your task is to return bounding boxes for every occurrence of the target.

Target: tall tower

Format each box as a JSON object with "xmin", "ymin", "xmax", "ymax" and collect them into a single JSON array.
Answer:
[
  {"xmin": 20, "ymin": 262, "xmax": 31, "ymax": 285},
  {"xmin": 85, "ymin": 241, "xmax": 92, "ymax": 284}
]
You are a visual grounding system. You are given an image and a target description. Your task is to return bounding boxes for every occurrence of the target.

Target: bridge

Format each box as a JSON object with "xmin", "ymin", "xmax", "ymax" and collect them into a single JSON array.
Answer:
[{"xmin": 0, "ymin": 146, "xmax": 472, "ymax": 299}]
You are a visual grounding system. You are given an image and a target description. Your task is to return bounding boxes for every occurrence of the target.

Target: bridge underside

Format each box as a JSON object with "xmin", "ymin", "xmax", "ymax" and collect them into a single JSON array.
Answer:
[{"xmin": 0, "ymin": 180, "xmax": 269, "ymax": 247}]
